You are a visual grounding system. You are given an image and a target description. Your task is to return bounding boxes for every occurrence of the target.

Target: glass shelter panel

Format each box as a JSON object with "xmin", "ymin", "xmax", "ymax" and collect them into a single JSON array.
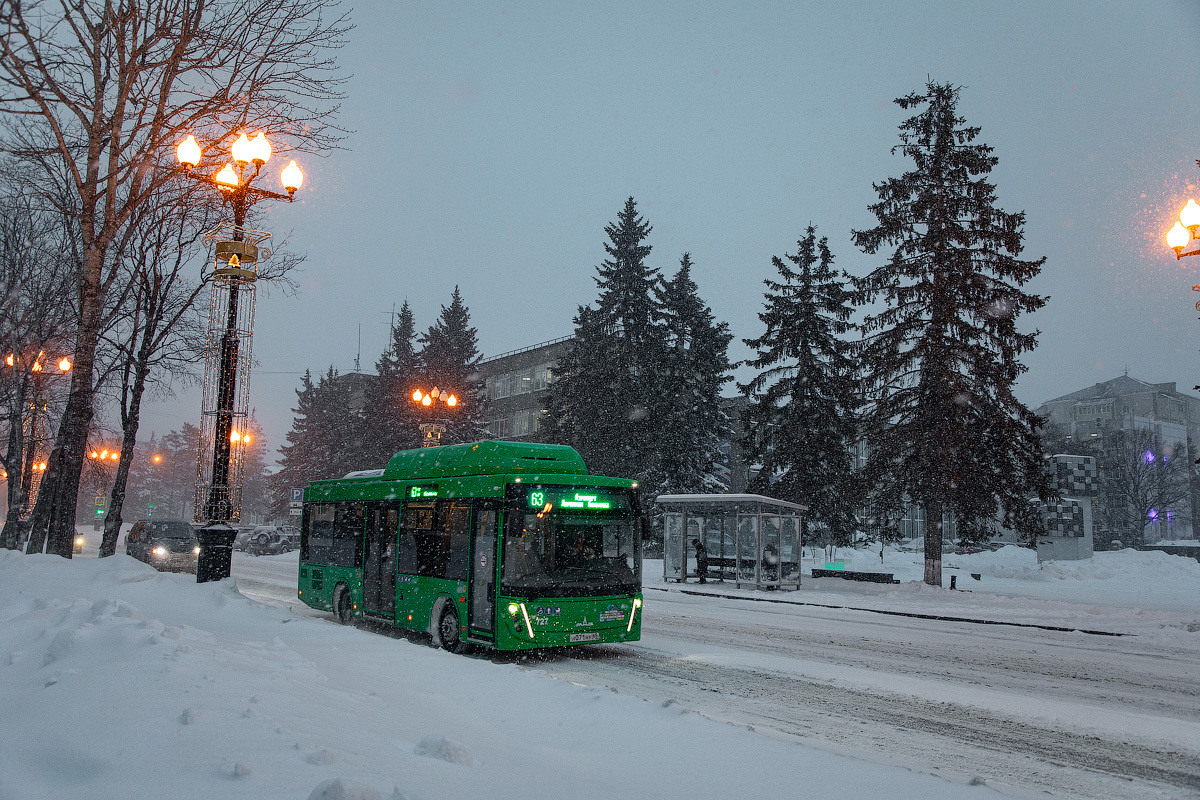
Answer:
[
  {"xmin": 780, "ymin": 515, "xmax": 801, "ymax": 587},
  {"xmin": 761, "ymin": 515, "xmax": 781, "ymax": 586},
  {"xmin": 736, "ymin": 515, "xmax": 758, "ymax": 585},
  {"xmin": 664, "ymin": 513, "xmax": 684, "ymax": 580}
]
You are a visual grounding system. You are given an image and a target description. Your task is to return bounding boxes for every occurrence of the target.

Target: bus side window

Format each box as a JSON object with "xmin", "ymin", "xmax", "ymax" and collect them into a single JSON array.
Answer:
[
  {"xmin": 444, "ymin": 502, "xmax": 471, "ymax": 582},
  {"xmin": 331, "ymin": 502, "xmax": 365, "ymax": 568},
  {"xmin": 403, "ymin": 501, "xmax": 437, "ymax": 577},
  {"xmin": 304, "ymin": 503, "xmax": 337, "ymax": 563}
]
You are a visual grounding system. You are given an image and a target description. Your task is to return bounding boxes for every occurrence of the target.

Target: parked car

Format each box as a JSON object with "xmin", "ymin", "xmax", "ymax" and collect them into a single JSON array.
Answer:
[
  {"xmin": 125, "ymin": 519, "xmax": 199, "ymax": 573},
  {"xmin": 245, "ymin": 526, "xmax": 293, "ymax": 556},
  {"xmin": 280, "ymin": 525, "xmax": 300, "ymax": 549},
  {"xmin": 232, "ymin": 527, "xmax": 256, "ymax": 552}
]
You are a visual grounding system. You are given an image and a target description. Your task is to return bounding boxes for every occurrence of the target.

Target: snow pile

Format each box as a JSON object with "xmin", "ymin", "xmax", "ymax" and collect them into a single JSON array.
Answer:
[{"xmin": 0, "ymin": 548, "xmax": 1001, "ymax": 800}]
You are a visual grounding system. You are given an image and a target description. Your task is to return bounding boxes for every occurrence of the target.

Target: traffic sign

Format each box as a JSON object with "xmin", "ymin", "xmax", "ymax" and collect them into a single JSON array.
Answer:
[
  {"xmin": 289, "ymin": 500, "xmax": 302, "ymax": 509},
  {"xmin": 290, "ymin": 487, "xmax": 303, "ymax": 502},
  {"xmin": 288, "ymin": 507, "xmax": 302, "ymax": 516}
]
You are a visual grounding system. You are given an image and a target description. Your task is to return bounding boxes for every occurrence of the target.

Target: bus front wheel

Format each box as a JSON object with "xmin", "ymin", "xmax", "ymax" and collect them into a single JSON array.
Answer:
[
  {"xmin": 334, "ymin": 584, "xmax": 353, "ymax": 625},
  {"xmin": 438, "ymin": 604, "xmax": 468, "ymax": 654}
]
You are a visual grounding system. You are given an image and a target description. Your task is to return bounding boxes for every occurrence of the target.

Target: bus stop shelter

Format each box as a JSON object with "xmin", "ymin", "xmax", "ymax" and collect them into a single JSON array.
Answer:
[{"xmin": 656, "ymin": 494, "xmax": 806, "ymax": 590}]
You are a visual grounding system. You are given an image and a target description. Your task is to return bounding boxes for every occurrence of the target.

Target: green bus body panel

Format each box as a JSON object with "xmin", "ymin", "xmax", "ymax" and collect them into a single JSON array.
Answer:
[
  {"xmin": 298, "ymin": 564, "xmax": 361, "ymax": 612},
  {"xmin": 383, "ymin": 440, "xmax": 587, "ymax": 481},
  {"xmin": 296, "ymin": 440, "xmax": 642, "ymax": 650},
  {"xmin": 493, "ymin": 594, "xmax": 643, "ymax": 650}
]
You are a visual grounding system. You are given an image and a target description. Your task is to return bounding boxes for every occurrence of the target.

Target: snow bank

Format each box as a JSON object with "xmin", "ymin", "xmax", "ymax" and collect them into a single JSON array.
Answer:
[{"xmin": 0, "ymin": 548, "xmax": 1004, "ymax": 800}]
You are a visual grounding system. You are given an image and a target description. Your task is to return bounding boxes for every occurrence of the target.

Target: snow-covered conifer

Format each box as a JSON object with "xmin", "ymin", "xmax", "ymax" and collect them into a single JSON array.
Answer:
[
  {"xmin": 852, "ymin": 81, "xmax": 1049, "ymax": 586},
  {"xmin": 740, "ymin": 227, "xmax": 860, "ymax": 549}
]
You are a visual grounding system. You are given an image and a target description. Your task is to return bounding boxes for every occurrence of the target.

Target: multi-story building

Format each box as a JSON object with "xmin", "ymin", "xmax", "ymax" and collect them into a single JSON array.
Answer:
[
  {"xmin": 1037, "ymin": 375, "xmax": 1200, "ymax": 542},
  {"xmin": 477, "ymin": 336, "xmax": 574, "ymax": 441}
]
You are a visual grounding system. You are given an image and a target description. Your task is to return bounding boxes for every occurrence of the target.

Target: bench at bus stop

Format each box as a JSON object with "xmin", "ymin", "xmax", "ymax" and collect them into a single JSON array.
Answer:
[
  {"xmin": 686, "ymin": 556, "xmax": 737, "ymax": 582},
  {"xmin": 810, "ymin": 568, "xmax": 900, "ymax": 584}
]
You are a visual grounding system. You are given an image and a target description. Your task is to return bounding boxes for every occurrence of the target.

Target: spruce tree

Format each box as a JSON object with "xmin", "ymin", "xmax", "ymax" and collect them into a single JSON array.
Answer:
[
  {"xmin": 852, "ymin": 81, "xmax": 1049, "ymax": 586},
  {"xmin": 654, "ymin": 253, "xmax": 733, "ymax": 494},
  {"xmin": 269, "ymin": 371, "xmax": 326, "ymax": 519},
  {"xmin": 418, "ymin": 287, "xmax": 486, "ymax": 444},
  {"xmin": 363, "ymin": 300, "xmax": 423, "ymax": 463},
  {"xmin": 545, "ymin": 198, "xmax": 664, "ymax": 481},
  {"xmin": 740, "ymin": 227, "xmax": 860, "ymax": 548}
]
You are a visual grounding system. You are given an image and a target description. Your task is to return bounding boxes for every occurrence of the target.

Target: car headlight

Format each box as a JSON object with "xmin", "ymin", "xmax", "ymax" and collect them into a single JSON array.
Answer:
[
  {"xmin": 152, "ymin": 546, "xmax": 166, "ymax": 557},
  {"xmin": 193, "ymin": 545, "xmax": 201, "ymax": 555},
  {"xmin": 74, "ymin": 536, "xmax": 84, "ymax": 546}
]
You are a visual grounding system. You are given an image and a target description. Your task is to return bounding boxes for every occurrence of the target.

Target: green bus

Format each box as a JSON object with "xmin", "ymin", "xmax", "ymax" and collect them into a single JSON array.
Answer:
[{"xmin": 296, "ymin": 440, "xmax": 644, "ymax": 652}]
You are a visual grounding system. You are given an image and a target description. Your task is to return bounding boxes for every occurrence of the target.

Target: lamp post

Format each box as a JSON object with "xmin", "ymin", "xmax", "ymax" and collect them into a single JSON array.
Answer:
[
  {"xmin": 86, "ymin": 445, "xmax": 120, "ymax": 531},
  {"xmin": 411, "ymin": 386, "xmax": 458, "ymax": 447},
  {"xmin": 6, "ymin": 350, "xmax": 71, "ymax": 519},
  {"xmin": 176, "ymin": 131, "xmax": 303, "ymax": 582}
]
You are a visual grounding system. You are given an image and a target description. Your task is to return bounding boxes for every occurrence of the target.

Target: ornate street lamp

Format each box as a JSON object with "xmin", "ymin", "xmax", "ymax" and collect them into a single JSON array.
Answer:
[
  {"xmin": 411, "ymin": 386, "xmax": 458, "ymax": 447},
  {"xmin": 176, "ymin": 130, "xmax": 303, "ymax": 582}
]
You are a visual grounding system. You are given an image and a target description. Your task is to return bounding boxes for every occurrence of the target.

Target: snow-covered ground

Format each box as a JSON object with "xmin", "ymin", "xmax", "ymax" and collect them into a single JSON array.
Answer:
[{"xmin": 2, "ymin": 534, "xmax": 1198, "ymax": 799}]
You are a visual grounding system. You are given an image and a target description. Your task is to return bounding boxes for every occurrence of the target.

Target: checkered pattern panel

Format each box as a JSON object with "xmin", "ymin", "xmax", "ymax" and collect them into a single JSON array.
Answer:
[
  {"xmin": 1047, "ymin": 455, "xmax": 1097, "ymax": 495},
  {"xmin": 1042, "ymin": 499, "xmax": 1086, "ymax": 538}
]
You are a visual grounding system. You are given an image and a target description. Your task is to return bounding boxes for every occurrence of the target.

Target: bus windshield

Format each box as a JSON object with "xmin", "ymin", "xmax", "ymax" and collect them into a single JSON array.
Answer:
[{"xmin": 502, "ymin": 507, "xmax": 641, "ymax": 598}]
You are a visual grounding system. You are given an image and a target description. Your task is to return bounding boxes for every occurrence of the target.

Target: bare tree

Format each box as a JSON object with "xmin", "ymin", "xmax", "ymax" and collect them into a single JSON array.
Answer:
[
  {"xmin": 1098, "ymin": 428, "xmax": 1192, "ymax": 548},
  {"xmin": 95, "ymin": 182, "xmax": 300, "ymax": 556},
  {"xmin": 0, "ymin": 0, "xmax": 349, "ymax": 556},
  {"xmin": 0, "ymin": 186, "xmax": 75, "ymax": 549}
]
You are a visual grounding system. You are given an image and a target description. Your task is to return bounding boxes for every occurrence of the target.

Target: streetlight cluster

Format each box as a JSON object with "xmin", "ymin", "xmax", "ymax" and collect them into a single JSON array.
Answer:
[
  {"xmin": 88, "ymin": 448, "xmax": 120, "ymax": 462},
  {"xmin": 1166, "ymin": 198, "xmax": 1200, "ymax": 259},
  {"xmin": 411, "ymin": 387, "xmax": 458, "ymax": 408},
  {"xmin": 6, "ymin": 351, "xmax": 72, "ymax": 374},
  {"xmin": 176, "ymin": 132, "xmax": 303, "ymax": 199}
]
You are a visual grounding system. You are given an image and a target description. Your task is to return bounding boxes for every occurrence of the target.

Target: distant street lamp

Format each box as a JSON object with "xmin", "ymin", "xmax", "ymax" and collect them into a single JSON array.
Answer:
[
  {"xmin": 7, "ymin": 349, "xmax": 72, "ymax": 519},
  {"xmin": 411, "ymin": 386, "xmax": 458, "ymax": 447},
  {"xmin": 177, "ymin": 130, "xmax": 303, "ymax": 582}
]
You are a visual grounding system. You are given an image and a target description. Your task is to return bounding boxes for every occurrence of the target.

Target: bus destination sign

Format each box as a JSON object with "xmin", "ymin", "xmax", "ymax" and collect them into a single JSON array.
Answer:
[
  {"xmin": 407, "ymin": 484, "xmax": 439, "ymax": 499},
  {"xmin": 527, "ymin": 487, "xmax": 625, "ymax": 513}
]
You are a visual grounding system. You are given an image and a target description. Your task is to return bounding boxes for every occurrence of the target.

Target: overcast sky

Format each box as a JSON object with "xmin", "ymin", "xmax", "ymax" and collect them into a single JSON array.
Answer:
[{"xmin": 137, "ymin": 0, "xmax": 1200, "ymax": 466}]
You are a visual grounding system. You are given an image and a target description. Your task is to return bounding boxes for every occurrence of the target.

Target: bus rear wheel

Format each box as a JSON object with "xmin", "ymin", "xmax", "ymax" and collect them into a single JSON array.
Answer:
[
  {"xmin": 438, "ymin": 604, "xmax": 468, "ymax": 654},
  {"xmin": 334, "ymin": 584, "xmax": 353, "ymax": 625}
]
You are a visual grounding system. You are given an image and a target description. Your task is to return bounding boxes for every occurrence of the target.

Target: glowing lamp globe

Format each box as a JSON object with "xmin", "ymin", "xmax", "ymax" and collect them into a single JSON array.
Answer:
[
  {"xmin": 176, "ymin": 135, "xmax": 201, "ymax": 170},
  {"xmin": 214, "ymin": 163, "xmax": 240, "ymax": 187},
  {"xmin": 412, "ymin": 389, "xmax": 423, "ymax": 403},
  {"xmin": 422, "ymin": 394, "xmax": 432, "ymax": 407},
  {"xmin": 1168, "ymin": 221, "xmax": 1190, "ymax": 254},
  {"xmin": 281, "ymin": 160, "xmax": 303, "ymax": 194},
  {"xmin": 446, "ymin": 395, "xmax": 457, "ymax": 407},
  {"xmin": 1182, "ymin": 199, "xmax": 1200, "ymax": 232},
  {"xmin": 248, "ymin": 132, "xmax": 271, "ymax": 164},
  {"xmin": 231, "ymin": 133, "xmax": 254, "ymax": 165},
  {"xmin": 58, "ymin": 357, "xmax": 71, "ymax": 372}
]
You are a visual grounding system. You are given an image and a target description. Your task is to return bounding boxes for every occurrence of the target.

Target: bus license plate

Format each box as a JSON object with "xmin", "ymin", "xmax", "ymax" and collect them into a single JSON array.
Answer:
[{"xmin": 569, "ymin": 632, "xmax": 601, "ymax": 643}]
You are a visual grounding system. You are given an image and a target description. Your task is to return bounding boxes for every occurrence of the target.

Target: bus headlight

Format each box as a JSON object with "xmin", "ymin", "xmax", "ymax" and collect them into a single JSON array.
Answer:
[{"xmin": 507, "ymin": 603, "xmax": 519, "ymax": 615}]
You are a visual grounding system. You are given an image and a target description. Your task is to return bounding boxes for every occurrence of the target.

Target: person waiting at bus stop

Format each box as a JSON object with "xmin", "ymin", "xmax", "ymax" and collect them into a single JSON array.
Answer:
[{"xmin": 692, "ymin": 538, "xmax": 708, "ymax": 584}]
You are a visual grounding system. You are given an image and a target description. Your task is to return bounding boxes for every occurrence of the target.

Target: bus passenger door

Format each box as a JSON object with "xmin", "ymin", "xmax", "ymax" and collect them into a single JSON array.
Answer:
[
  {"xmin": 363, "ymin": 501, "xmax": 400, "ymax": 618},
  {"xmin": 469, "ymin": 502, "xmax": 499, "ymax": 636}
]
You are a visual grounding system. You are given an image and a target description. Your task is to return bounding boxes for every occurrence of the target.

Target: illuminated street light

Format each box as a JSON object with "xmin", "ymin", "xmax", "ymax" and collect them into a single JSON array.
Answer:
[
  {"xmin": 1166, "ymin": 196, "xmax": 1200, "ymax": 259},
  {"xmin": 411, "ymin": 386, "xmax": 459, "ymax": 447},
  {"xmin": 176, "ymin": 129, "xmax": 305, "ymax": 583}
]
